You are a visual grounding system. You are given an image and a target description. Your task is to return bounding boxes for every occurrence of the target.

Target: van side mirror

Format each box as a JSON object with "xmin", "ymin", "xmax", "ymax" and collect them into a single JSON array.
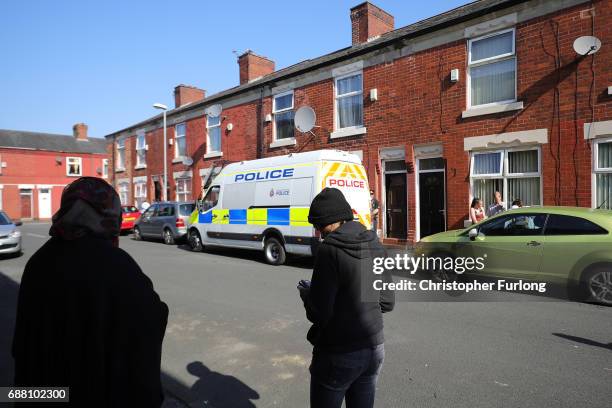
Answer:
[{"xmin": 468, "ymin": 228, "xmax": 478, "ymax": 241}]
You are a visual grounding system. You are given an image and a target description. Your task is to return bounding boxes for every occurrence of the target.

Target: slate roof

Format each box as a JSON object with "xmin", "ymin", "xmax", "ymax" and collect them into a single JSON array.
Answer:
[{"xmin": 0, "ymin": 129, "xmax": 107, "ymax": 154}]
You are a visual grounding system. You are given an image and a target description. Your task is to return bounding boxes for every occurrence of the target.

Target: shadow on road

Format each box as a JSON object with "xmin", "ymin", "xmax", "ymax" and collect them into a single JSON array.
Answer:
[
  {"xmin": 162, "ymin": 362, "xmax": 259, "ymax": 408},
  {"xmin": 553, "ymin": 333, "xmax": 612, "ymax": 351},
  {"xmin": 0, "ymin": 271, "xmax": 18, "ymax": 387}
]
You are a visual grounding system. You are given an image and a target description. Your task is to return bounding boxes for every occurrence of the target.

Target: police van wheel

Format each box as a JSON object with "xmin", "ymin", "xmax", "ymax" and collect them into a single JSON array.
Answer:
[
  {"xmin": 188, "ymin": 229, "xmax": 204, "ymax": 252},
  {"xmin": 264, "ymin": 237, "xmax": 286, "ymax": 265}
]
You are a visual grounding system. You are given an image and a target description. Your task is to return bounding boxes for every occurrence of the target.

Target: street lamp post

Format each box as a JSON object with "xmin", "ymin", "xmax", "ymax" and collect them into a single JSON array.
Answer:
[{"xmin": 153, "ymin": 103, "xmax": 168, "ymax": 201}]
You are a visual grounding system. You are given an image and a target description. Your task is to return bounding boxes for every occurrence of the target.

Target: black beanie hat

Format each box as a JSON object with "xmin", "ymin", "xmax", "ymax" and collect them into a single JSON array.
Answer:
[{"xmin": 308, "ymin": 187, "xmax": 354, "ymax": 227}]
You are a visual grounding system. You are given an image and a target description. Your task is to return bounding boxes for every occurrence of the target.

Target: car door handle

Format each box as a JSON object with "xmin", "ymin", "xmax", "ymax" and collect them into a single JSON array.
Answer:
[{"xmin": 527, "ymin": 241, "xmax": 541, "ymax": 246}]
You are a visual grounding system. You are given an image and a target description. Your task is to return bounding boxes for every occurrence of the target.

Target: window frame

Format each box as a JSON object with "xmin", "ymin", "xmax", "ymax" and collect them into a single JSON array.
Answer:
[
  {"xmin": 594, "ymin": 137, "xmax": 612, "ymax": 172},
  {"xmin": 118, "ymin": 182, "xmax": 129, "ymax": 205},
  {"xmin": 174, "ymin": 123, "xmax": 187, "ymax": 158},
  {"xmin": 116, "ymin": 139, "xmax": 126, "ymax": 170},
  {"xmin": 272, "ymin": 90, "xmax": 295, "ymax": 142},
  {"xmin": 467, "ymin": 28, "xmax": 517, "ymax": 109},
  {"xmin": 135, "ymin": 132, "xmax": 146, "ymax": 167},
  {"xmin": 334, "ymin": 70, "xmax": 364, "ymax": 131},
  {"xmin": 206, "ymin": 115, "xmax": 222, "ymax": 154},
  {"xmin": 66, "ymin": 157, "xmax": 82, "ymax": 177},
  {"xmin": 175, "ymin": 177, "xmax": 192, "ymax": 202},
  {"xmin": 469, "ymin": 150, "xmax": 504, "ymax": 178},
  {"xmin": 102, "ymin": 159, "xmax": 109, "ymax": 178}
]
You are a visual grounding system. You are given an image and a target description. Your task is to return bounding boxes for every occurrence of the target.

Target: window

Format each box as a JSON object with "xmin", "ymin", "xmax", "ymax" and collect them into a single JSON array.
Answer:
[
  {"xmin": 471, "ymin": 148, "xmax": 540, "ymax": 210},
  {"xmin": 157, "ymin": 204, "xmax": 175, "ymax": 217},
  {"xmin": 594, "ymin": 139, "xmax": 612, "ymax": 209},
  {"xmin": 335, "ymin": 72, "xmax": 363, "ymax": 129},
  {"xmin": 175, "ymin": 123, "xmax": 186, "ymax": 158},
  {"xmin": 273, "ymin": 91, "xmax": 294, "ymax": 140},
  {"xmin": 478, "ymin": 213, "xmax": 546, "ymax": 236},
  {"xmin": 202, "ymin": 185, "xmax": 220, "ymax": 211},
  {"xmin": 468, "ymin": 29, "xmax": 516, "ymax": 107},
  {"xmin": 545, "ymin": 214, "xmax": 607, "ymax": 235},
  {"xmin": 176, "ymin": 178, "xmax": 192, "ymax": 202},
  {"xmin": 136, "ymin": 132, "xmax": 146, "ymax": 167},
  {"xmin": 179, "ymin": 203, "xmax": 195, "ymax": 216},
  {"xmin": 134, "ymin": 182, "xmax": 147, "ymax": 209},
  {"xmin": 67, "ymin": 157, "xmax": 82, "ymax": 176},
  {"xmin": 116, "ymin": 139, "xmax": 125, "ymax": 170},
  {"xmin": 102, "ymin": 159, "xmax": 109, "ymax": 178},
  {"xmin": 142, "ymin": 204, "xmax": 157, "ymax": 218},
  {"xmin": 207, "ymin": 115, "xmax": 221, "ymax": 153},
  {"xmin": 118, "ymin": 183, "xmax": 129, "ymax": 205}
]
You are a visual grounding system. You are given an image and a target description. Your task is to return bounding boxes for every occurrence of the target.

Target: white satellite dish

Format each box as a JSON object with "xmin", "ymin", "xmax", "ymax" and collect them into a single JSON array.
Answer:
[
  {"xmin": 205, "ymin": 104, "xmax": 223, "ymax": 117},
  {"xmin": 573, "ymin": 36, "xmax": 601, "ymax": 56},
  {"xmin": 182, "ymin": 157, "xmax": 194, "ymax": 166},
  {"xmin": 294, "ymin": 106, "xmax": 316, "ymax": 133}
]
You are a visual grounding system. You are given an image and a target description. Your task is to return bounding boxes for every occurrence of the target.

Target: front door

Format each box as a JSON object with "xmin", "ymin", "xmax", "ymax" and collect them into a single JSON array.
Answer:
[
  {"xmin": 20, "ymin": 190, "xmax": 32, "ymax": 219},
  {"xmin": 385, "ymin": 172, "xmax": 407, "ymax": 239},
  {"xmin": 38, "ymin": 188, "xmax": 52, "ymax": 219},
  {"xmin": 418, "ymin": 158, "xmax": 446, "ymax": 238}
]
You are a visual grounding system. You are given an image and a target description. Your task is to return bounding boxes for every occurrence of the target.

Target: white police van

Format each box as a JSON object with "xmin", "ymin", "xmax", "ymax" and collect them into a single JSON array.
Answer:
[{"xmin": 187, "ymin": 149, "xmax": 371, "ymax": 265}]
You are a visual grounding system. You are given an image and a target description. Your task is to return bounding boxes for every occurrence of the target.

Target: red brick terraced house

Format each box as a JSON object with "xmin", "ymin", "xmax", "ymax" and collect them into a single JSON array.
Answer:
[
  {"xmin": 105, "ymin": 0, "xmax": 612, "ymax": 244},
  {"xmin": 0, "ymin": 124, "xmax": 109, "ymax": 220}
]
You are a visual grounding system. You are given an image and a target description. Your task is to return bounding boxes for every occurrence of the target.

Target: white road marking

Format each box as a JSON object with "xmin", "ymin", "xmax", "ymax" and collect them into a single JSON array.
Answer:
[
  {"xmin": 494, "ymin": 381, "xmax": 509, "ymax": 387},
  {"xmin": 27, "ymin": 233, "xmax": 46, "ymax": 238}
]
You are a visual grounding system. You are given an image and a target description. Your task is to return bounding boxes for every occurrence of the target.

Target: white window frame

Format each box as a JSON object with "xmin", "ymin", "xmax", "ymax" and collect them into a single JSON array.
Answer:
[
  {"xmin": 206, "ymin": 115, "xmax": 222, "ymax": 154},
  {"xmin": 467, "ymin": 28, "xmax": 517, "ymax": 109},
  {"xmin": 136, "ymin": 132, "xmax": 146, "ymax": 167},
  {"xmin": 469, "ymin": 150, "xmax": 504, "ymax": 178},
  {"xmin": 175, "ymin": 177, "xmax": 192, "ymax": 202},
  {"xmin": 118, "ymin": 182, "xmax": 129, "ymax": 205},
  {"xmin": 116, "ymin": 139, "xmax": 125, "ymax": 170},
  {"xmin": 66, "ymin": 157, "xmax": 82, "ymax": 176},
  {"xmin": 334, "ymin": 70, "xmax": 364, "ymax": 131},
  {"xmin": 592, "ymin": 136, "xmax": 612, "ymax": 208},
  {"xmin": 175, "ymin": 123, "xmax": 187, "ymax": 158},
  {"xmin": 272, "ymin": 90, "xmax": 294, "ymax": 142},
  {"xmin": 102, "ymin": 159, "xmax": 109, "ymax": 178}
]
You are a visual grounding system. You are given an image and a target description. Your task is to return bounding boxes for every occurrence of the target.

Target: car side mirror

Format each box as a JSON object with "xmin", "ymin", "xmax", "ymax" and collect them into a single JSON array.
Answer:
[
  {"xmin": 468, "ymin": 228, "xmax": 478, "ymax": 241},
  {"xmin": 14, "ymin": 220, "xmax": 23, "ymax": 227}
]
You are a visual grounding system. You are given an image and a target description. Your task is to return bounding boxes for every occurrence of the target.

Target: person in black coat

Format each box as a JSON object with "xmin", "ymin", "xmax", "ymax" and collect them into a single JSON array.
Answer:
[
  {"xmin": 12, "ymin": 177, "xmax": 168, "ymax": 407},
  {"xmin": 299, "ymin": 187, "xmax": 395, "ymax": 408}
]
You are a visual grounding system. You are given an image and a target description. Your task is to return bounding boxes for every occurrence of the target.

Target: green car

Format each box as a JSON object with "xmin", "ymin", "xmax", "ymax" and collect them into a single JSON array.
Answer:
[{"xmin": 415, "ymin": 207, "xmax": 612, "ymax": 305}]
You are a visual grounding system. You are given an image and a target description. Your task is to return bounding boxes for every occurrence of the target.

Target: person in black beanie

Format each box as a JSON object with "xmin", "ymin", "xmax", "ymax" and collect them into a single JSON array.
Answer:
[{"xmin": 298, "ymin": 187, "xmax": 395, "ymax": 408}]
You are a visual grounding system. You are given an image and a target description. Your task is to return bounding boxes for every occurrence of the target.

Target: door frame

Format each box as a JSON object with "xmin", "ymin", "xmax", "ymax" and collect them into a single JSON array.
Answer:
[{"xmin": 415, "ymin": 156, "xmax": 447, "ymax": 242}]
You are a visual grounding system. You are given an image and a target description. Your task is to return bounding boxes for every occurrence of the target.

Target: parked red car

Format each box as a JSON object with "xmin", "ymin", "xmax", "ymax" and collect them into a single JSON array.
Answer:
[{"xmin": 121, "ymin": 205, "xmax": 140, "ymax": 232}]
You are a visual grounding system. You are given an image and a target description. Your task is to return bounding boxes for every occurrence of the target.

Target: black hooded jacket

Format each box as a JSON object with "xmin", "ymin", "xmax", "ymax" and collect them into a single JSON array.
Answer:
[{"xmin": 303, "ymin": 221, "xmax": 395, "ymax": 352}]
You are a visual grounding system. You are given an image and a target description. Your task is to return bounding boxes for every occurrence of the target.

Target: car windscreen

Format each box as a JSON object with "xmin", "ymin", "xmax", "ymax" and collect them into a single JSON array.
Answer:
[
  {"xmin": 179, "ymin": 204, "xmax": 195, "ymax": 216},
  {"xmin": 0, "ymin": 212, "xmax": 11, "ymax": 225},
  {"xmin": 122, "ymin": 206, "xmax": 138, "ymax": 213}
]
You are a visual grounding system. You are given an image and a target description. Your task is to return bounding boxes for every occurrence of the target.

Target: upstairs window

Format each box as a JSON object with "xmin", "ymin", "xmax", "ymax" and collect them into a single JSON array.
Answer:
[
  {"xmin": 67, "ymin": 157, "xmax": 82, "ymax": 176},
  {"xmin": 335, "ymin": 72, "xmax": 363, "ymax": 129},
  {"xmin": 175, "ymin": 123, "xmax": 186, "ymax": 158},
  {"xmin": 116, "ymin": 139, "xmax": 125, "ymax": 170},
  {"xmin": 102, "ymin": 159, "xmax": 109, "ymax": 178},
  {"xmin": 136, "ymin": 132, "xmax": 146, "ymax": 166},
  {"xmin": 273, "ymin": 91, "xmax": 294, "ymax": 140},
  {"xmin": 468, "ymin": 29, "xmax": 516, "ymax": 107},
  {"xmin": 207, "ymin": 115, "xmax": 221, "ymax": 153}
]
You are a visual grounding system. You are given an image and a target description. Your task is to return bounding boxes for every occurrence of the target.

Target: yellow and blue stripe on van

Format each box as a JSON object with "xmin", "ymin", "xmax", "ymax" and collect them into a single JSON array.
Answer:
[{"xmin": 197, "ymin": 207, "xmax": 311, "ymax": 227}]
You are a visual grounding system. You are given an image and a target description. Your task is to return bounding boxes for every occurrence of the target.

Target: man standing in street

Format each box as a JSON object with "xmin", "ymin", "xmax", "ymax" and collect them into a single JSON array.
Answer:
[
  {"xmin": 299, "ymin": 187, "xmax": 395, "ymax": 408},
  {"xmin": 369, "ymin": 189, "xmax": 379, "ymax": 234},
  {"xmin": 487, "ymin": 190, "xmax": 506, "ymax": 217}
]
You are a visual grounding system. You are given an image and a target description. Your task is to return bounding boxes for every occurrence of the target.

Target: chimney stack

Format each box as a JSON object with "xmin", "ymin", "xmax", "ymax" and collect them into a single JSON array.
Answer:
[
  {"xmin": 350, "ymin": 2, "xmax": 394, "ymax": 45},
  {"xmin": 73, "ymin": 123, "xmax": 88, "ymax": 141},
  {"xmin": 237, "ymin": 50, "xmax": 275, "ymax": 85},
  {"xmin": 174, "ymin": 84, "xmax": 206, "ymax": 108}
]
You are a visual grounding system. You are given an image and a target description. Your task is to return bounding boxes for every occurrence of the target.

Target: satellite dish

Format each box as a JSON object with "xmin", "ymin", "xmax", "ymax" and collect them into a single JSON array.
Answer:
[
  {"xmin": 182, "ymin": 157, "xmax": 194, "ymax": 166},
  {"xmin": 295, "ymin": 106, "xmax": 316, "ymax": 133},
  {"xmin": 205, "ymin": 104, "xmax": 222, "ymax": 117},
  {"xmin": 573, "ymin": 36, "xmax": 601, "ymax": 56}
]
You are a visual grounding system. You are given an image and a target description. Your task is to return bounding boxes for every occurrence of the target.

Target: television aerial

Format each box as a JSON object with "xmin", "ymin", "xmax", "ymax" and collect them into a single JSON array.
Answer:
[
  {"xmin": 205, "ymin": 104, "xmax": 223, "ymax": 117},
  {"xmin": 573, "ymin": 36, "xmax": 601, "ymax": 56}
]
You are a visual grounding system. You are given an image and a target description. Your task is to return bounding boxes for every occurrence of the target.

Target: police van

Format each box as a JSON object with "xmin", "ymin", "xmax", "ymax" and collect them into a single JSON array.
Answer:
[{"xmin": 187, "ymin": 149, "xmax": 371, "ymax": 265}]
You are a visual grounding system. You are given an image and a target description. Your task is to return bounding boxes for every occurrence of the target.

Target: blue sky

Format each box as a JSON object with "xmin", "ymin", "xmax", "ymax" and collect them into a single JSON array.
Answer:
[{"xmin": 0, "ymin": 0, "xmax": 468, "ymax": 138}]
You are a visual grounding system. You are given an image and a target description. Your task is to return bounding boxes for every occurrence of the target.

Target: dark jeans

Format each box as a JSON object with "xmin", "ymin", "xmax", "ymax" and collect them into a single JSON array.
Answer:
[{"xmin": 310, "ymin": 344, "xmax": 385, "ymax": 408}]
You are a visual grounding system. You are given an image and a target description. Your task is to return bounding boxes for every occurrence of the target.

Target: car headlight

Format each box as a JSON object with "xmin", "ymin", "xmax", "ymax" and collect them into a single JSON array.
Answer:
[{"xmin": 9, "ymin": 230, "xmax": 21, "ymax": 238}]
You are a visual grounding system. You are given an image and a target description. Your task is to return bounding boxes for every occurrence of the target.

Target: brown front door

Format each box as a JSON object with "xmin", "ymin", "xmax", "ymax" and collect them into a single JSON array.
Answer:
[
  {"xmin": 20, "ymin": 190, "xmax": 32, "ymax": 219},
  {"xmin": 385, "ymin": 173, "xmax": 407, "ymax": 238}
]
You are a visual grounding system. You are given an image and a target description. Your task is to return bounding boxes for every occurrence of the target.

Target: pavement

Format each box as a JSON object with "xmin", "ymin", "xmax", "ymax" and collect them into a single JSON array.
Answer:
[{"xmin": 0, "ymin": 222, "xmax": 611, "ymax": 407}]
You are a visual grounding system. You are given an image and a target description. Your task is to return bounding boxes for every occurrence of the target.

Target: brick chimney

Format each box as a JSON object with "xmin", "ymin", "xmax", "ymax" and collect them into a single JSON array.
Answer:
[
  {"xmin": 73, "ymin": 123, "xmax": 88, "ymax": 141},
  {"xmin": 350, "ymin": 2, "xmax": 394, "ymax": 45},
  {"xmin": 174, "ymin": 84, "xmax": 206, "ymax": 108},
  {"xmin": 237, "ymin": 50, "xmax": 275, "ymax": 85}
]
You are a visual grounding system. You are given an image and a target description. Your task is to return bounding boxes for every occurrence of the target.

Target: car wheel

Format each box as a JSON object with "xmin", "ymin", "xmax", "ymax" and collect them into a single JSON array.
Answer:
[
  {"xmin": 188, "ymin": 229, "xmax": 203, "ymax": 252},
  {"xmin": 133, "ymin": 226, "xmax": 143, "ymax": 241},
  {"xmin": 163, "ymin": 228, "xmax": 175, "ymax": 245},
  {"xmin": 264, "ymin": 237, "xmax": 286, "ymax": 265},
  {"xmin": 582, "ymin": 266, "xmax": 612, "ymax": 305}
]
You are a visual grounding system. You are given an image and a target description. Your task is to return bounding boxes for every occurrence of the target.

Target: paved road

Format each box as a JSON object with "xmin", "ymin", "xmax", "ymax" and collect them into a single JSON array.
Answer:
[{"xmin": 0, "ymin": 223, "xmax": 611, "ymax": 407}]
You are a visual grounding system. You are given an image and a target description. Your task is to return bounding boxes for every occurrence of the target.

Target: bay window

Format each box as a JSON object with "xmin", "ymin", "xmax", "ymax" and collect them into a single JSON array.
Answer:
[
  {"xmin": 594, "ymin": 138, "xmax": 612, "ymax": 209},
  {"xmin": 207, "ymin": 115, "xmax": 221, "ymax": 153},
  {"xmin": 273, "ymin": 91, "xmax": 294, "ymax": 140},
  {"xmin": 175, "ymin": 123, "xmax": 186, "ymax": 158},
  {"xmin": 470, "ymin": 147, "xmax": 540, "ymax": 209},
  {"xmin": 335, "ymin": 72, "xmax": 363, "ymax": 129},
  {"xmin": 136, "ymin": 132, "xmax": 146, "ymax": 167},
  {"xmin": 468, "ymin": 28, "xmax": 516, "ymax": 107}
]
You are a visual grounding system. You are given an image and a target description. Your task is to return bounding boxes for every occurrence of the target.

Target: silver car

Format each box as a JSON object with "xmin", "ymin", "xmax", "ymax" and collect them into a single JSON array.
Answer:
[
  {"xmin": 133, "ymin": 201, "xmax": 195, "ymax": 244},
  {"xmin": 0, "ymin": 211, "xmax": 22, "ymax": 255}
]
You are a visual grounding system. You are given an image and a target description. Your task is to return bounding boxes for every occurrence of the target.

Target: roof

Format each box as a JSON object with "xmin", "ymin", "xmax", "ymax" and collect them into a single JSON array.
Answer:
[
  {"xmin": 0, "ymin": 129, "xmax": 107, "ymax": 154},
  {"xmin": 105, "ymin": 0, "xmax": 525, "ymax": 138}
]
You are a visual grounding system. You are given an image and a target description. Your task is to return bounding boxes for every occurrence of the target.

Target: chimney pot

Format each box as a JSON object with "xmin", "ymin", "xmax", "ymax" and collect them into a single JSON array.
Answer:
[
  {"xmin": 174, "ymin": 84, "xmax": 206, "ymax": 108},
  {"xmin": 73, "ymin": 123, "xmax": 88, "ymax": 140},
  {"xmin": 237, "ymin": 51, "xmax": 275, "ymax": 85},
  {"xmin": 350, "ymin": 2, "xmax": 394, "ymax": 45}
]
